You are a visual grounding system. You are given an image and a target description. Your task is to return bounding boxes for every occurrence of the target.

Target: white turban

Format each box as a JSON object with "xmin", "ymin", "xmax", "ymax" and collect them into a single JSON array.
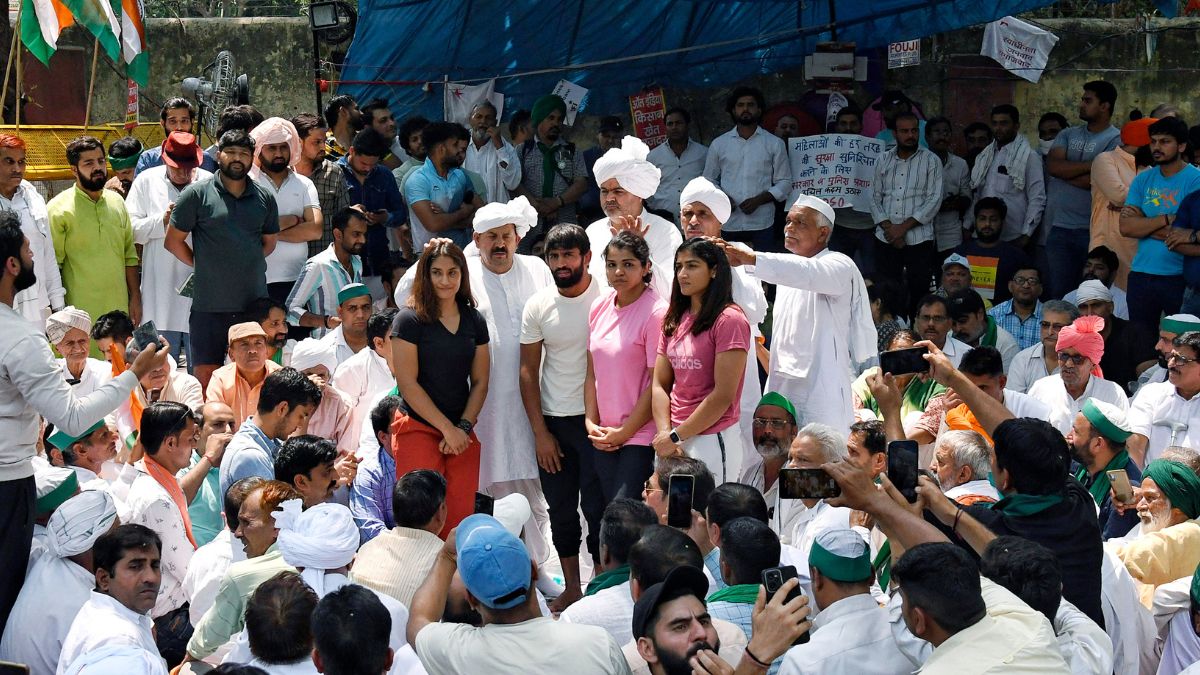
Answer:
[
  {"xmin": 494, "ymin": 493, "xmax": 532, "ymax": 536},
  {"xmin": 45, "ymin": 306, "xmax": 92, "ymax": 345},
  {"xmin": 249, "ymin": 116, "xmax": 302, "ymax": 169},
  {"xmin": 274, "ymin": 499, "xmax": 360, "ymax": 597},
  {"xmin": 1075, "ymin": 279, "xmax": 1113, "ymax": 304},
  {"xmin": 290, "ymin": 338, "xmax": 338, "ymax": 375},
  {"xmin": 679, "ymin": 176, "xmax": 731, "ymax": 225},
  {"xmin": 46, "ymin": 490, "xmax": 117, "ymax": 557},
  {"xmin": 473, "ymin": 195, "xmax": 537, "ymax": 236},
  {"xmin": 790, "ymin": 194, "xmax": 836, "ymax": 227},
  {"xmin": 592, "ymin": 136, "xmax": 662, "ymax": 199}
]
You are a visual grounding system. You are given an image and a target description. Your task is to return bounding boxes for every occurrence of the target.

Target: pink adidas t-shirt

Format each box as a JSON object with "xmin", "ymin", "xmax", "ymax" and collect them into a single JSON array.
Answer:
[
  {"xmin": 588, "ymin": 287, "xmax": 668, "ymax": 446},
  {"xmin": 658, "ymin": 305, "xmax": 750, "ymax": 436}
]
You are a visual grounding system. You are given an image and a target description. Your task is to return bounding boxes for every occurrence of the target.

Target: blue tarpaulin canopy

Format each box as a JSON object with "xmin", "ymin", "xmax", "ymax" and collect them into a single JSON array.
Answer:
[{"xmin": 340, "ymin": 0, "xmax": 1064, "ymax": 119}]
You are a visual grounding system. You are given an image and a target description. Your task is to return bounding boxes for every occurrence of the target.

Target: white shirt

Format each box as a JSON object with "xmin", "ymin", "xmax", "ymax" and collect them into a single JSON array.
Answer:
[
  {"xmin": 254, "ymin": 169, "xmax": 320, "ymax": 283},
  {"xmin": 1126, "ymin": 381, "xmax": 1200, "ymax": 464},
  {"xmin": 331, "ymin": 347, "xmax": 395, "ymax": 454},
  {"xmin": 519, "ymin": 276, "xmax": 604, "ymax": 416},
  {"xmin": 1053, "ymin": 599, "xmax": 1114, "ymax": 675},
  {"xmin": 6, "ymin": 181, "xmax": 64, "ymax": 324},
  {"xmin": 0, "ymin": 552, "xmax": 94, "ymax": 675},
  {"xmin": 647, "ymin": 139, "xmax": 708, "ymax": 218},
  {"xmin": 123, "ymin": 461, "xmax": 194, "ymax": 617},
  {"xmin": 414, "ymin": 616, "xmax": 630, "ymax": 675},
  {"xmin": 1027, "ymin": 373, "xmax": 1129, "ymax": 436},
  {"xmin": 731, "ymin": 260, "xmax": 768, "ymax": 455},
  {"xmin": 57, "ymin": 591, "xmax": 165, "ymax": 675},
  {"xmin": 128, "ymin": 166, "xmax": 212, "ymax": 333},
  {"xmin": 939, "ymin": 335, "xmax": 973, "ymax": 368},
  {"xmin": 245, "ymin": 658, "xmax": 319, "ymax": 675},
  {"xmin": 933, "ymin": 153, "xmax": 971, "ymax": 251},
  {"xmin": 464, "ymin": 137, "xmax": 521, "ymax": 204},
  {"xmin": 974, "ymin": 140, "xmax": 1047, "ymax": 241},
  {"xmin": 319, "ymin": 325, "xmax": 359, "ymax": 369},
  {"xmin": 585, "ymin": 208, "xmax": 683, "ymax": 300},
  {"xmin": 1002, "ymin": 388, "xmax": 1054, "ymax": 421},
  {"xmin": 1007, "ymin": 343, "xmax": 1057, "ymax": 394},
  {"xmin": 1063, "ymin": 286, "xmax": 1129, "ymax": 320},
  {"xmin": 778, "ymin": 593, "xmax": 911, "ymax": 675},
  {"xmin": 559, "ymin": 580, "xmax": 635, "ymax": 646},
  {"xmin": 703, "ymin": 126, "xmax": 791, "ymax": 232},
  {"xmin": 1099, "ymin": 549, "xmax": 1152, "ymax": 675},
  {"xmin": 945, "ymin": 478, "xmax": 1001, "ymax": 503},
  {"xmin": 56, "ymin": 357, "xmax": 113, "ymax": 397},
  {"xmin": 870, "ymin": 146, "xmax": 944, "ymax": 246}
]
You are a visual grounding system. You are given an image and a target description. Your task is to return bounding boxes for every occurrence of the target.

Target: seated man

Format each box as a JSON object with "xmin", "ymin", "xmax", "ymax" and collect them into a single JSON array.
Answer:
[
  {"xmin": 1155, "ymin": 561, "xmax": 1200, "ymax": 675},
  {"xmin": 349, "ymin": 395, "xmax": 402, "ymax": 543},
  {"xmin": 1028, "ymin": 315, "xmax": 1129, "ymax": 435},
  {"xmin": 914, "ymin": 294, "xmax": 972, "ymax": 367},
  {"xmin": 1133, "ymin": 313, "xmax": 1200, "ymax": 394},
  {"xmin": 1006, "ymin": 300, "xmax": 1079, "ymax": 394},
  {"xmin": 332, "ymin": 308, "xmax": 398, "ymax": 450},
  {"xmin": 947, "ymin": 288, "xmax": 1020, "ymax": 370},
  {"xmin": 244, "ymin": 297, "xmax": 291, "ymax": 366},
  {"xmin": 1109, "ymin": 459, "xmax": 1200, "ymax": 599},
  {"xmin": 273, "ymin": 434, "xmax": 339, "ymax": 508},
  {"xmin": 632, "ymin": 566, "xmax": 724, "ymax": 675},
  {"xmin": 205, "ymin": 322, "xmax": 283, "ymax": 426},
  {"xmin": 289, "ymin": 338, "xmax": 354, "ymax": 455},
  {"xmin": 707, "ymin": 518, "xmax": 782, "ymax": 670},
  {"xmin": 1062, "ymin": 246, "xmax": 1130, "ymax": 319},
  {"xmin": 243, "ymin": 571, "xmax": 319, "ymax": 673},
  {"xmin": 46, "ymin": 306, "xmax": 111, "ymax": 395},
  {"xmin": 312, "ymin": 585, "xmax": 398, "ymax": 675},
  {"xmin": 704, "ymin": 482, "xmax": 804, "ymax": 590},
  {"xmin": 780, "ymin": 423, "xmax": 853, "ymax": 556},
  {"xmin": 91, "ymin": 310, "xmax": 136, "ymax": 361},
  {"xmin": 1073, "ymin": 279, "xmax": 1156, "ymax": 395},
  {"xmin": 350, "ymin": 468, "xmax": 447, "ymax": 607},
  {"xmin": 643, "ymin": 455, "xmax": 716, "ymax": 531},
  {"xmin": 929, "ymin": 430, "xmax": 999, "ymax": 506},
  {"xmin": 559, "ymin": 498, "xmax": 659, "ymax": 644},
  {"xmin": 936, "ymin": 346, "xmax": 1051, "ymax": 444},
  {"xmin": 1066, "ymin": 397, "xmax": 1141, "ymax": 540},
  {"xmin": 47, "ymin": 419, "xmax": 116, "ymax": 490},
  {"xmin": 737, "ymin": 392, "xmax": 799, "ymax": 510},
  {"xmin": 1128, "ymin": 331, "xmax": 1200, "ymax": 465},
  {"xmin": 937, "ymin": 253, "xmax": 973, "ymax": 297},
  {"xmin": 319, "ymin": 282, "xmax": 372, "ymax": 367}
]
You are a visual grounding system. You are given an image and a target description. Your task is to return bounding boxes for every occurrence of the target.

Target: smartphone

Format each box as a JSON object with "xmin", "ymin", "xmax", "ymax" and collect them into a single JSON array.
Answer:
[
  {"xmin": 777, "ymin": 468, "xmax": 841, "ymax": 500},
  {"xmin": 1107, "ymin": 469, "xmax": 1134, "ymax": 503},
  {"xmin": 666, "ymin": 474, "xmax": 695, "ymax": 528},
  {"xmin": 473, "ymin": 492, "xmax": 494, "ymax": 516},
  {"xmin": 760, "ymin": 565, "xmax": 809, "ymax": 644},
  {"xmin": 879, "ymin": 346, "xmax": 930, "ymax": 376},
  {"xmin": 888, "ymin": 440, "xmax": 920, "ymax": 503},
  {"xmin": 132, "ymin": 320, "xmax": 161, "ymax": 351}
]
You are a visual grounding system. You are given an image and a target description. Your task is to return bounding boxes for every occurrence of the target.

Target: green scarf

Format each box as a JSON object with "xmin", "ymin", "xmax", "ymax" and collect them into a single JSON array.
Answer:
[
  {"xmin": 1074, "ymin": 450, "xmax": 1130, "ymax": 506},
  {"xmin": 980, "ymin": 316, "xmax": 999, "ymax": 349},
  {"xmin": 706, "ymin": 583, "xmax": 760, "ymax": 605},
  {"xmin": 585, "ymin": 564, "xmax": 630, "ymax": 597},
  {"xmin": 991, "ymin": 492, "xmax": 1065, "ymax": 517},
  {"xmin": 873, "ymin": 539, "xmax": 892, "ymax": 590},
  {"xmin": 270, "ymin": 349, "xmax": 283, "ymax": 365},
  {"xmin": 538, "ymin": 142, "xmax": 557, "ymax": 197}
]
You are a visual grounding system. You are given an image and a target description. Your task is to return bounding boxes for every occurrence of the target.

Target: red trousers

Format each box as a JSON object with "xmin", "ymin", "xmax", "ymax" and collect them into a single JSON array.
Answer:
[{"xmin": 391, "ymin": 412, "xmax": 480, "ymax": 538}]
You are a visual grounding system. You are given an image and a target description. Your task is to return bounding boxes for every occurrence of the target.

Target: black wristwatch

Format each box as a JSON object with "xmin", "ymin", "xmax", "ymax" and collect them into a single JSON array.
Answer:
[
  {"xmin": 669, "ymin": 428, "xmax": 681, "ymax": 444},
  {"xmin": 456, "ymin": 418, "xmax": 474, "ymax": 434}
]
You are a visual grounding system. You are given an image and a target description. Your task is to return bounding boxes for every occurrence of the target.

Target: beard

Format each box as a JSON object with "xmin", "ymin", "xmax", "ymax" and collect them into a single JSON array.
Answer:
[
  {"xmin": 975, "ymin": 228, "xmax": 1000, "ymax": 244},
  {"xmin": 1140, "ymin": 508, "xmax": 1174, "ymax": 534},
  {"xmin": 755, "ymin": 440, "xmax": 788, "ymax": 461},
  {"xmin": 656, "ymin": 641, "xmax": 719, "ymax": 675},
  {"xmin": 269, "ymin": 333, "xmax": 287, "ymax": 349},
  {"xmin": 78, "ymin": 170, "xmax": 106, "ymax": 192},
  {"xmin": 1068, "ymin": 441, "xmax": 1092, "ymax": 468},
  {"xmin": 220, "ymin": 161, "xmax": 248, "ymax": 180},
  {"xmin": 471, "ymin": 126, "xmax": 489, "ymax": 143},
  {"xmin": 14, "ymin": 257, "xmax": 34, "ymax": 292},
  {"xmin": 552, "ymin": 262, "xmax": 584, "ymax": 289},
  {"xmin": 266, "ymin": 157, "xmax": 289, "ymax": 173}
]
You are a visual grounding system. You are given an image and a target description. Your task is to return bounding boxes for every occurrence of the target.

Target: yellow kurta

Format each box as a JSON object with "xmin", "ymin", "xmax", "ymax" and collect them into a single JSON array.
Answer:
[{"xmin": 1109, "ymin": 520, "xmax": 1200, "ymax": 607}]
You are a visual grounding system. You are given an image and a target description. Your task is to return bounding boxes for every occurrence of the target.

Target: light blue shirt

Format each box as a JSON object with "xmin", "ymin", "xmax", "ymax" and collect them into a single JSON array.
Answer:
[
  {"xmin": 1128, "ymin": 165, "xmax": 1200, "ymax": 276},
  {"xmin": 218, "ymin": 418, "xmax": 279, "ymax": 499},
  {"xmin": 403, "ymin": 158, "xmax": 473, "ymax": 250}
]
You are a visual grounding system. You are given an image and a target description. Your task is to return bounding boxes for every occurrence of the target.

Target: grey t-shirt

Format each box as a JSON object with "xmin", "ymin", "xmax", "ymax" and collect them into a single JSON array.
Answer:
[{"xmin": 1045, "ymin": 124, "xmax": 1120, "ymax": 230}]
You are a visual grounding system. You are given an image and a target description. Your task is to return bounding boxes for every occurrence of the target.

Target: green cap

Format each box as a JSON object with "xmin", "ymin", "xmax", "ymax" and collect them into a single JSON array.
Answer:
[
  {"xmin": 1081, "ymin": 398, "xmax": 1132, "ymax": 444},
  {"xmin": 808, "ymin": 529, "xmax": 873, "ymax": 582},
  {"xmin": 46, "ymin": 419, "xmax": 107, "ymax": 452},
  {"xmin": 337, "ymin": 282, "xmax": 371, "ymax": 305},
  {"xmin": 108, "ymin": 152, "xmax": 141, "ymax": 171},
  {"xmin": 1161, "ymin": 314, "xmax": 1200, "ymax": 337},
  {"xmin": 35, "ymin": 467, "xmax": 78, "ymax": 516},
  {"xmin": 1191, "ymin": 559, "xmax": 1200, "ymax": 605},
  {"xmin": 757, "ymin": 391, "xmax": 797, "ymax": 424}
]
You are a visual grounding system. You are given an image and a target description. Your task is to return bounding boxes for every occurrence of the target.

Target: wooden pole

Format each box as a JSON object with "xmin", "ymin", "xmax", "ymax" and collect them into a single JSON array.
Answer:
[
  {"xmin": 0, "ymin": 4, "xmax": 22, "ymax": 122},
  {"xmin": 83, "ymin": 36, "xmax": 99, "ymax": 128}
]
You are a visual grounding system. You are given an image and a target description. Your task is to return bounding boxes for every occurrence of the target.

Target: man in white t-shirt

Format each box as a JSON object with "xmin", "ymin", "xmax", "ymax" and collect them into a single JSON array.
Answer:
[
  {"xmin": 250, "ymin": 118, "xmax": 322, "ymax": 330},
  {"xmin": 518, "ymin": 223, "xmax": 605, "ymax": 612},
  {"xmin": 407, "ymin": 514, "xmax": 630, "ymax": 675}
]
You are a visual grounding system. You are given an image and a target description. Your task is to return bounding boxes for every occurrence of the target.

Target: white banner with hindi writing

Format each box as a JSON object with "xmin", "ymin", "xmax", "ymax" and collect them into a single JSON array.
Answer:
[
  {"xmin": 980, "ymin": 16, "xmax": 1059, "ymax": 83},
  {"xmin": 787, "ymin": 134, "xmax": 882, "ymax": 213},
  {"xmin": 551, "ymin": 79, "xmax": 588, "ymax": 126}
]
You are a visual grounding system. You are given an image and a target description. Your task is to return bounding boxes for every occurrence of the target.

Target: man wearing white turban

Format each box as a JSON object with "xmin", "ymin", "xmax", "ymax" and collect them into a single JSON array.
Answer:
[
  {"xmin": 585, "ymin": 136, "xmax": 682, "ymax": 299},
  {"xmin": 722, "ymin": 195, "xmax": 878, "ymax": 435},
  {"xmin": 47, "ymin": 306, "xmax": 112, "ymax": 396},
  {"xmin": 0, "ymin": 490, "xmax": 118, "ymax": 675},
  {"xmin": 291, "ymin": 338, "xmax": 355, "ymax": 456},
  {"xmin": 251, "ymin": 117, "xmax": 324, "ymax": 322}
]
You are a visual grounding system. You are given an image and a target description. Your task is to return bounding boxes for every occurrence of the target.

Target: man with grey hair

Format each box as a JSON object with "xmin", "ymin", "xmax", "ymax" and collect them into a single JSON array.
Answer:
[
  {"xmin": 777, "ymin": 422, "xmax": 861, "ymax": 563},
  {"xmin": 1006, "ymin": 299, "xmax": 1080, "ymax": 393},
  {"xmin": 930, "ymin": 429, "xmax": 999, "ymax": 505},
  {"xmin": 464, "ymin": 100, "xmax": 521, "ymax": 204}
]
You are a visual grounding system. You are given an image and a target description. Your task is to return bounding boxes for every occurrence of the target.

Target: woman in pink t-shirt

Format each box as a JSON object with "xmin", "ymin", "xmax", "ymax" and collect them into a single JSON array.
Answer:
[
  {"xmin": 652, "ymin": 237, "xmax": 750, "ymax": 483},
  {"xmin": 584, "ymin": 231, "xmax": 666, "ymax": 501}
]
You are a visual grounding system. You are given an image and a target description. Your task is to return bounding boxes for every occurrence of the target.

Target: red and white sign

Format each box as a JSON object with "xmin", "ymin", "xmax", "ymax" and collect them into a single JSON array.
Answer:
[
  {"xmin": 888, "ymin": 40, "xmax": 920, "ymax": 69},
  {"xmin": 629, "ymin": 87, "xmax": 667, "ymax": 149},
  {"xmin": 124, "ymin": 79, "xmax": 139, "ymax": 130}
]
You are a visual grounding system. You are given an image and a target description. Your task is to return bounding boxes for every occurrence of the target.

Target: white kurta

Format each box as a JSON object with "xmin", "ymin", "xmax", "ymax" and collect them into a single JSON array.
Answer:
[
  {"xmin": 469, "ymin": 255, "xmax": 553, "ymax": 485},
  {"xmin": 332, "ymin": 347, "xmax": 395, "ymax": 454},
  {"xmin": 128, "ymin": 166, "xmax": 211, "ymax": 333},
  {"xmin": 1027, "ymin": 373, "xmax": 1129, "ymax": 436},
  {"xmin": 6, "ymin": 181, "xmax": 64, "ymax": 324},
  {"xmin": 585, "ymin": 208, "xmax": 683, "ymax": 300},
  {"xmin": 1003, "ymin": 389, "xmax": 1054, "ymax": 421},
  {"xmin": 0, "ymin": 553, "xmax": 94, "ymax": 675},
  {"xmin": 1127, "ymin": 381, "xmax": 1200, "ymax": 465},
  {"xmin": 1099, "ymin": 549, "xmax": 1152, "ymax": 675},
  {"xmin": 752, "ymin": 248, "xmax": 876, "ymax": 435},
  {"xmin": 939, "ymin": 335, "xmax": 973, "ymax": 368},
  {"xmin": 464, "ymin": 137, "xmax": 521, "ymax": 204},
  {"xmin": 777, "ymin": 593, "xmax": 912, "ymax": 675},
  {"xmin": 57, "ymin": 591, "xmax": 165, "ymax": 675},
  {"xmin": 182, "ymin": 528, "xmax": 245, "ymax": 665},
  {"xmin": 319, "ymin": 325, "xmax": 359, "ymax": 369},
  {"xmin": 56, "ymin": 357, "xmax": 113, "ymax": 397}
]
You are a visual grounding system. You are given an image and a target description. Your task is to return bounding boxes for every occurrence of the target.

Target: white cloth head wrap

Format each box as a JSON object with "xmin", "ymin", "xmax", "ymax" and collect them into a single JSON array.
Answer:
[
  {"xmin": 592, "ymin": 136, "xmax": 662, "ymax": 199},
  {"xmin": 249, "ymin": 116, "xmax": 302, "ymax": 170},
  {"xmin": 62, "ymin": 644, "xmax": 167, "ymax": 675},
  {"xmin": 790, "ymin": 194, "xmax": 836, "ymax": 227},
  {"xmin": 46, "ymin": 490, "xmax": 117, "ymax": 557},
  {"xmin": 473, "ymin": 195, "xmax": 537, "ymax": 236},
  {"xmin": 494, "ymin": 493, "xmax": 532, "ymax": 536},
  {"xmin": 679, "ymin": 176, "xmax": 731, "ymax": 225},
  {"xmin": 1075, "ymin": 279, "xmax": 1113, "ymax": 304},
  {"xmin": 274, "ymin": 499, "xmax": 360, "ymax": 597},
  {"xmin": 45, "ymin": 306, "xmax": 93, "ymax": 345},
  {"xmin": 290, "ymin": 338, "xmax": 338, "ymax": 374}
]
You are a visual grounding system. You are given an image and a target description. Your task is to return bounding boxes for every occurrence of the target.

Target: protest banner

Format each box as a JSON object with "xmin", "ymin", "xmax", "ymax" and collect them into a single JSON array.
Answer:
[
  {"xmin": 787, "ymin": 133, "xmax": 882, "ymax": 212},
  {"xmin": 551, "ymin": 79, "xmax": 588, "ymax": 126},
  {"xmin": 124, "ymin": 79, "xmax": 138, "ymax": 130},
  {"xmin": 629, "ymin": 87, "xmax": 667, "ymax": 148},
  {"xmin": 981, "ymin": 16, "xmax": 1059, "ymax": 83}
]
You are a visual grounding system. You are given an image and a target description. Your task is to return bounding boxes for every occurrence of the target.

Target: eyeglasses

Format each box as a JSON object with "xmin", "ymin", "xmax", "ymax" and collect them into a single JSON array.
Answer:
[
  {"xmin": 643, "ymin": 480, "xmax": 662, "ymax": 494},
  {"xmin": 1039, "ymin": 322, "xmax": 1069, "ymax": 331},
  {"xmin": 752, "ymin": 418, "xmax": 791, "ymax": 430},
  {"xmin": 918, "ymin": 315, "xmax": 949, "ymax": 324},
  {"xmin": 1056, "ymin": 352, "xmax": 1090, "ymax": 366},
  {"xmin": 1169, "ymin": 351, "xmax": 1200, "ymax": 366},
  {"xmin": 1012, "ymin": 276, "xmax": 1041, "ymax": 286}
]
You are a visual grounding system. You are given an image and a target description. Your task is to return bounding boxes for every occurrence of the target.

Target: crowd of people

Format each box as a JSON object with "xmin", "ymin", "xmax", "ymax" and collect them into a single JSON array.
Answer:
[{"xmin": 4, "ymin": 77, "xmax": 1200, "ymax": 675}]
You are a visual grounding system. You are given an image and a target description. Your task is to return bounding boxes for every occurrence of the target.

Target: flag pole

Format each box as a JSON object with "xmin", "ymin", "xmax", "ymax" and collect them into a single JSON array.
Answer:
[
  {"xmin": 0, "ymin": 2, "xmax": 22, "ymax": 123},
  {"xmin": 14, "ymin": 13, "xmax": 20, "ymax": 131},
  {"xmin": 83, "ymin": 36, "xmax": 99, "ymax": 128}
]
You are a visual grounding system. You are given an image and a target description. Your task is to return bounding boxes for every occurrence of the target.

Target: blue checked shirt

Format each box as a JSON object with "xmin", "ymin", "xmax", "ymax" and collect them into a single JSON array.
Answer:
[
  {"xmin": 284, "ymin": 244, "xmax": 362, "ymax": 339},
  {"xmin": 988, "ymin": 299, "xmax": 1043, "ymax": 351},
  {"xmin": 350, "ymin": 442, "xmax": 396, "ymax": 544}
]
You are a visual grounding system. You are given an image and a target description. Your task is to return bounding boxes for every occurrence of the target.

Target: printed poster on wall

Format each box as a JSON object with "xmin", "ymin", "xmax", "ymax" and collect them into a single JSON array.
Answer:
[
  {"xmin": 888, "ymin": 40, "xmax": 920, "ymax": 68},
  {"xmin": 981, "ymin": 16, "xmax": 1059, "ymax": 83},
  {"xmin": 124, "ymin": 79, "xmax": 139, "ymax": 130},
  {"xmin": 787, "ymin": 134, "xmax": 882, "ymax": 213},
  {"xmin": 551, "ymin": 79, "xmax": 588, "ymax": 126},
  {"xmin": 629, "ymin": 87, "xmax": 667, "ymax": 148}
]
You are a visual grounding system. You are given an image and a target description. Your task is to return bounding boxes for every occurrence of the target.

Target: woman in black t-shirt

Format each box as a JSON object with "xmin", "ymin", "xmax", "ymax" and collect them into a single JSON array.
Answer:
[{"xmin": 391, "ymin": 240, "xmax": 490, "ymax": 536}]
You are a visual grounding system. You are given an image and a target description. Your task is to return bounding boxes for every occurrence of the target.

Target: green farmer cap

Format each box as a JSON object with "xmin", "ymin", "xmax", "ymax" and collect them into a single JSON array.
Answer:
[
  {"xmin": 337, "ymin": 282, "xmax": 371, "ymax": 306},
  {"xmin": 757, "ymin": 391, "xmax": 797, "ymax": 424}
]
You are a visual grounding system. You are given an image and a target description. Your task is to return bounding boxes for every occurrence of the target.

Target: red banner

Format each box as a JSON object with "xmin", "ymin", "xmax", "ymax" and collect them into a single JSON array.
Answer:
[
  {"xmin": 629, "ymin": 87, "xmax": 667, "ymax": 149},
  {"xmin": 124, "ymin": 80, "xmax": 139, "ymax": 131}
]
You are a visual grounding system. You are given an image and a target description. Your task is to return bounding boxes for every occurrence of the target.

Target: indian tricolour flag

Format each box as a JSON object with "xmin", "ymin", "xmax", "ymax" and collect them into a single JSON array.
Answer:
[
  {"xmin": 19, "ymin": 0, "xmax": 75, "ymax": 66},
  {"xmin": 119, "ymin": 0, "xmax": 146, "ymax": 86},
  {"xmin": 59, "ymin": 0, "xmax": 122, "ymax": 62}
]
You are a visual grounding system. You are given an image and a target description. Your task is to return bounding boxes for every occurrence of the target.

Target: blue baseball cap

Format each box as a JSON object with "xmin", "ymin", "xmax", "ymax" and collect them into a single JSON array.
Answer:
[{"xmin": 456, "ymin": 514, "xmax": 532, "ymax": 610}]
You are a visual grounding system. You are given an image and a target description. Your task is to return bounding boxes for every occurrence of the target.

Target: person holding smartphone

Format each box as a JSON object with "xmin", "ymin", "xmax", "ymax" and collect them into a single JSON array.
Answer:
[
  {"xmin": 391, "ymin": 241, "xmax": 489, "ymax": 537},
  {"xmin": 652, "ymin": 238, "xmax": 750, "ymax": 484},
  {"xmin": 1066, "ymin": 398, "xmax": 1141, "ymax": 540},
  {"xmin": 852, "ymin": 327, "xmax": 947, "ymax": 428}
]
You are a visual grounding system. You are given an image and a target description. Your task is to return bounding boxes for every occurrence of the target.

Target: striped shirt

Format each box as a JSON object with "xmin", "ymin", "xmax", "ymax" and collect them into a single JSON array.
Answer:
[
  {"xmin": 870, "ymin": 145, "xmax": 944, "ymax": 246},
  {"xmin": 284, "ymin": 244, "xmax": 362, "ymax": 338}
]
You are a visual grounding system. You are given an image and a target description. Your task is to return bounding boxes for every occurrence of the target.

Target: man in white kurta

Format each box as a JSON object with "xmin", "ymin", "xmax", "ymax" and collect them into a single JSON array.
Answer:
[
  {"xmin": 1, "ymin": 163, "xmax": 64, "ymax": 324},
  {"xmin": 1127, "ymin": 333, "xmax": 1200, "ymax": 466},
  {"xmin": 464, "ymin": 101, "xmax": 522, "ymax": 204},
  {"xmin": 583, "ymin": 136, "xmax": 682, "ymax": 300},
  {"xmin": 723, "ymin": 195, "xmax": 877, "ymax": 435},
  {"xmin": 331, "ymin": 325, "xmax": 395, "ymax": 455},
  {"xmin": 127, "ymin": 131, "xmax": 212, "ymax": 362},
  {"xmin": 0, "ymin": 490, "xmax": 118, "ymax": 675},
  {"xmin": 58, "ymin": 588, "xmax": 164, "ymax": 675},
  {"xmin": 1027, "ymin": 315, "xmax": 1130, "ymax": 436},
  {"xmin": 45, "ymin": 307, "xmax": 112, "ymax": 396}
]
